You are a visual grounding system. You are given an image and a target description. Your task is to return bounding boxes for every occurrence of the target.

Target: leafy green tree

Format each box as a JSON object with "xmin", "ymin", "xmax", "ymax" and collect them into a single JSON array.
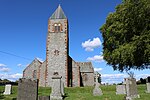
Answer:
[
  {"xmin": 140, "ymin": 78, "xmax": 146, "ymax": 84},
  {"xmin": 2, "ymin": 79, "xmax": 10, "ymax": 84},
  {"xmin": 100, "ymin": 0, "xmax": 150, "ymax": 72}
]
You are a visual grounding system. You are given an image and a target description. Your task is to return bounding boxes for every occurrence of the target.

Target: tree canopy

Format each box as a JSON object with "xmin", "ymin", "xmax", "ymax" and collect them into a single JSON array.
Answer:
[{"xmin": 100, "ymin": 0, "xmax": 150, "ymax": 72}]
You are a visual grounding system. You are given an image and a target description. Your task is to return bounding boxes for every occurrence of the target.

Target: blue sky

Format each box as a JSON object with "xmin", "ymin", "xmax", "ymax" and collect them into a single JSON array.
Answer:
[{"xmin": 0, "ymin": 0, "xmax": 149, "ymax": 84}]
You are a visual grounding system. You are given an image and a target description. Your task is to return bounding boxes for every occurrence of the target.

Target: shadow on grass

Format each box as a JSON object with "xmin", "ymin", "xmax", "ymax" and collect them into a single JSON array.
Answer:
[
  {"xmin": 0, "ymin": 95, "xmax": 5, "ymax": 99},
  {"xmin": 63, "ymin": 93, "xmax": 68, "ymax": 99},
  {"xmin": 0, "ymin": 90, "xmax": 17, "ymax": 100},
  {"xmin": 0, "ymin": 91, "xmax": 5, "ymax": 99}
]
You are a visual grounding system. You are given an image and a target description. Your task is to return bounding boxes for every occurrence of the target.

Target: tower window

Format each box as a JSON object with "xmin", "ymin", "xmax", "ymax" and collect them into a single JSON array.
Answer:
[{"xmin": 54, "ymin": 23, "xmax": 61, "ymax": 32}]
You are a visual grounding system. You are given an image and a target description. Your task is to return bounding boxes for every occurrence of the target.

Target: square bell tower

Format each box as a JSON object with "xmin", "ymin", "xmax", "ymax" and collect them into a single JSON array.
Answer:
[{"xmin": 46, "ymin": 5, "xmax": 69, "ymax": 87}]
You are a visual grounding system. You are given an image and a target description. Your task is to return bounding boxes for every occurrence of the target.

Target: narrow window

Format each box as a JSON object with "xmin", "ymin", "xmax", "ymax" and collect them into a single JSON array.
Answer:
[
  {"xmin": 58, "ymin": 23, "xmax": 61, "ymax": 32},
  {"xmin": 54, "ymin": 24, "xmax": 58, "ymax": 32},
  {"xmin": 33, "ymin": 70, "xmax": 37, "ymax": 79}
]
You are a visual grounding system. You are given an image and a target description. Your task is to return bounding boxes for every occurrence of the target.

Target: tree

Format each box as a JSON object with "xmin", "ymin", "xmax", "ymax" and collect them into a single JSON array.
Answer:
[
  {"xmin": 127, "ymin": 71, "xmax": 135, "ymax": 78},
  {"xmin": 140, "ymin": 78, "xmax": 146, "ymax": 84},
  {"xmin": 100, "ymin": 0, "xmax": 150, "ymax": 72}
]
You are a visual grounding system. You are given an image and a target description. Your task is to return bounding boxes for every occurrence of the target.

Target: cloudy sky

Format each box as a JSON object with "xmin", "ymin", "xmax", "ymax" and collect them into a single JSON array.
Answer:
[{"xmin": 0, "ymin": 0, "xmax": 149, "ymax": 83}]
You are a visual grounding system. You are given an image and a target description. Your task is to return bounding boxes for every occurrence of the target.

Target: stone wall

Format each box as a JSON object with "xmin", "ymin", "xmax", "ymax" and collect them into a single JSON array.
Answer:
[
  {"xmin": 39, "ymin": 61, "xmax": 46, "ymax": 87},
  {"xmin": 46, "ymin": 19, "xmax": 69, "ymax": 87},
  {"xmin": 77, "ymin": 62, "xmax": 94, "ymax": 86},
  {"xmin": 22, "ymin": 7, "xmax": 96, "ymax": 88},
  {"xmin": 81, "ymin": 72, "xmax": 94, "ymax": 86},
  {"xmin": 23, "ymin": 59, "xmax": 42, "ymax": 79},
  {"xmin": 71, "ymin": 57, "xmax": 80, "ymax": 87}
]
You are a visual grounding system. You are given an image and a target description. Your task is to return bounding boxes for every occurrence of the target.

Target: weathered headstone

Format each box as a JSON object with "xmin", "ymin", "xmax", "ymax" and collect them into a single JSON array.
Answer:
[
  {"xmin": 17, "ymin": 78, "xmax": 38, "ymax": 100},
  {"xmin": 116, "ymin": 85, "xmax": 126, "ymax": 95},
  {"xmin": 125, "ymin": 78, "xmax": 140, "ymax": 100},
  {"xmin": 50, "ymin": 72, "xmax": 63, "ymax": 100},
  {"xmin": 146, "ymin": 76, "xmax": 150, "ymax": 83},
  {"xmin": 61, "ymin": 80, "xmax": 65, "ymax": 96},
  {"xmin": 38, "ymin": 96, "xmax": 50, "ymax": 100},
  {"xmin": 3, "ymin": 84, "xmax": 11, "ymax": 95},
  {"xmin": 146, "ymin": 83, "xmax": 150, "ymax": 93},
  {"xmin": 93, "ymin": 72, "xmax": 103, "ymax": 96}
]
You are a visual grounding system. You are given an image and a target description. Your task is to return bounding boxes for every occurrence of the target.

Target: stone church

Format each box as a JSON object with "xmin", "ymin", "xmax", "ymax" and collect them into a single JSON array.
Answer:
[{"xmin": 23, "ymin": 5, "xmax": 96, "ymax": 87}]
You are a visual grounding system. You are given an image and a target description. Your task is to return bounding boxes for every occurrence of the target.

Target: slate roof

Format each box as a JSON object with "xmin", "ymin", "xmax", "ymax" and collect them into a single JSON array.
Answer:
[
  {"xmin": 50, "ymin": 5, "xmax": 67, "ymax": 19},
  {"xmin": 77, "ymin": 62, "xmax": 94, "ymax": 72}
]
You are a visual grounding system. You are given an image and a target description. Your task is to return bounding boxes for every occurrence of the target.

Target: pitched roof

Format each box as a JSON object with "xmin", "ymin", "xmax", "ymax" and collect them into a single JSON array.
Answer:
[
  {"xmin": 50, "ymin": 5, "xmax": 67, "ymax": 19},
  {"xmin": 77, "ymin": 62, "xmax": 94, "ymax": 72}
]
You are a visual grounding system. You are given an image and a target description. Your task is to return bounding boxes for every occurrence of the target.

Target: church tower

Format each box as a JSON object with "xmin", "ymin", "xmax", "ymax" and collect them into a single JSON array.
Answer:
[{"xmin": 46, "ymin": 5, "xmax": 69, "ymax": 87}]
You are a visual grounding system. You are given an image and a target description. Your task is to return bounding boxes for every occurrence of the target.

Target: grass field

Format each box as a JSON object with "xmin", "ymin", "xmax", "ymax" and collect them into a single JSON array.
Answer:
[{"xmin": 0, "ymin": 84, "xmax": 149, "ymax": 100}]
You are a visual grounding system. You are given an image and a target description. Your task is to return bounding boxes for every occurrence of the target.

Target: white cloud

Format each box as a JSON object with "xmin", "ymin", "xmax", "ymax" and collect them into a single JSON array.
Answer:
[
  {"xmin": 0, "ymin": 73, "xmax": 22, "ymax": 81},
  {"xmin": 94, "ymin": 68, "xmax": 103, "ymax": 72},
  {"xmin": 36, "ymin": 57, "xmax": 44, "ymax": 62},
  {"xmin": 17, "ymin": 64, "xmax": 22, "ymax": 67},
  {"xmin": 0, "ymin": 63, "xmax": 6, "ymax": 67},
  {"xmin": 10, "ymin": 73, "xmax": 22, "ymax": 79},
  {"xmin": 87, "ymin": 55, "xmax": 103, "ymax": 62},
  {"xmin": 0, "ymin": 64, "xmax": 10, "ymax": 72},
  {"xmin": 101, "ymin": 74, "xmax": 126, "ymax": 84},
  {"xmin": 101, "ymin": 73, "xmax": 150, "ymax": 84},
  {"xmin": 82, "ymin": 37, "xmax": 102, "ymax": 51},
  {"xmin": 17, "ymin": 63, "xmax": 30, "ymax": 67},
  {"xmin": 0, "ymin": 67, "xmax": 10, "ymax": 72},
  {"xmin": 102, "ymin": 74, "xmax": 126, "ymax": 79}
]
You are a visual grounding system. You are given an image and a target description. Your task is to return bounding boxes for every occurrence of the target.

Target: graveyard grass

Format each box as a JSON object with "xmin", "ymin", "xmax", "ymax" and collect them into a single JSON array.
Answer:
[{"xmin": 0, "ymin": 85, "xmax": 150, "ymax": 100}]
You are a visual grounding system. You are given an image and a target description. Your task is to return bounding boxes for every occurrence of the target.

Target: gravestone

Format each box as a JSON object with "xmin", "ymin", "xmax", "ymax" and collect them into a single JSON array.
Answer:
[
  {"xmin": 146, "ymin": 76, "xmax": 150, "ymax": 83},
  {"xmin": 61, "ymin": 80, "xmax": 65, "ymax": 96},
  {"xmin": 93, "ymin": 72, "xmax": 103, "ymax": 96},
  {"xmin": 125, "ymin": 78, "xmax": 140, "ymax": 100},
  {"xmin": 116, "ymin": 85, "xmax": 126, "ymax": 94},
  {"xmin": 17, "ymin": 78, "xmax": 38, "ymax": 100},
  {"xmin": 146, "ymin": 83, "xmax": 150, "ymax": 93},
  {"xmin": 38, "ymin": 96, "xmax": 50, "ymax": 100},
  {"xmin": 3, "ymin": 84, "xmax": 11, "ymax": 95},
  {"xmin": 50, "ymin": 72, "xmax": 63, "ymax": 100}
]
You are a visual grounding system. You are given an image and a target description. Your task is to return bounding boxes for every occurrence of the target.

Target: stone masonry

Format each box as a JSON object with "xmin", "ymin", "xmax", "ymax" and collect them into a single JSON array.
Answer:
[
  {"xmin": 93, "ymin": 72, "xmax": 103, "ymax": 96},
  {"xmin": 116, "ymin": 85, "xmax": 126, "ymax": 95},
  {"xmin": 50, "ymin": 74, "xmax": 63, "ymax": 100},
  {"xmin": 125, "ymin": 78, "xmax": 140, "ymax": 100},
  {"xmin": 17, "ymin": 78, "xmax": 38, "ymax": 100},
  {"xmin": 78, "ymin": 62, "xmax": 94, "ymax": 86},
  {"xmin": 146, "ymin": 83, "xmax": 150, "ymax": 93},
  {"xmin": 23, "ymin": 5, "xmax": 97, "ymax": 87}
]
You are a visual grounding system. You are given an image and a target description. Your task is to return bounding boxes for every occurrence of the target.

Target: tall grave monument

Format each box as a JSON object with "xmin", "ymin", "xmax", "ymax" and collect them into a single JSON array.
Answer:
[
  {"xmin": 50, "ymin": 72, "xmax": 63, "ymax": 100},
  {"xmin": 93, "ymin": 72, "xmax": 103, "ymax": 96},
  {"xmin": 124, "ymin": 78, "xmax": 140, "ymax": 100}
]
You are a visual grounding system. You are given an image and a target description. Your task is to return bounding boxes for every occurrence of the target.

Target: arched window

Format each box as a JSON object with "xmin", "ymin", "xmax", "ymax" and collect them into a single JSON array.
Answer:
[
  {"xmin": 33, "ymin": 70, "xmax": 37, "ymax": 79},
  {"xmin": 54, "ymin": 23, "xmax": 61, "ymax": 32}
]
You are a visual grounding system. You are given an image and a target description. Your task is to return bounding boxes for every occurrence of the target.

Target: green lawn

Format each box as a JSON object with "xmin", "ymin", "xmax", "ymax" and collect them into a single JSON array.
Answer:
[{"xmin": 0, "ymin": 85, "xmax": 149, "ymax": 100}]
